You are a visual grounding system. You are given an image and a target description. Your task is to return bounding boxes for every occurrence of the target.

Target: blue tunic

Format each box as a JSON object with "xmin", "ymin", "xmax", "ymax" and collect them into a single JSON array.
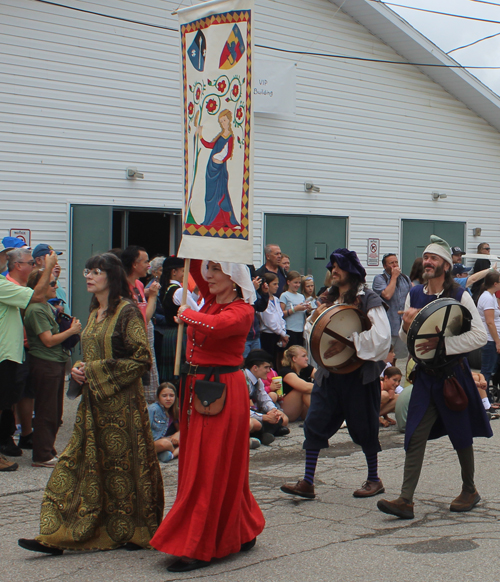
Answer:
[
  {"xmin": 404, "ymin": 285, "xmax": 492, "ymax": 451},
  {"xmin": 201, "ymin": 134, "xmax": 239, "ymax": 227}
]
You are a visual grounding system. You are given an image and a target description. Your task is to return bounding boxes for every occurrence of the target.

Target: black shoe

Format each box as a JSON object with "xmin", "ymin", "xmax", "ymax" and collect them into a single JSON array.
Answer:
[
  {"xmin": 18, "ymin": 433, "xmax": 33, "ymax": 449},
  {"xmin": 275, "ymin": 426, "xmax": 290, "ymax": 437},
  {"xmin": 167, "ymin": 558, "xmax": 211, "ymax": 572},
  {"xmin": 121, "ymin": 542, "xmax": 144, "ymax": 551},
  {"xmin": 259, "ymin": 433, "xmax": 275, "ymax": 446},
  {"xmin": 0, "ymin": 438, "xmax": 22, "ymax": 457},
  {"xmin": 240, "ymin": 538, "xmax": 256, "ymax": 552},
  {"xmin": 18, "ymin": 539, "xmax": 64, "ymax": 555}
]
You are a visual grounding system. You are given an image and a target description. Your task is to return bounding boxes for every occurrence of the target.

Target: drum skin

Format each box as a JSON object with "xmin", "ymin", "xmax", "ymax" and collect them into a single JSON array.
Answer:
[
  {"xmin": 407, "ymin": 298, "xmax": 472, "ymax": 370},
  {"xmin": 310, "ymin": 304, "xmax": 371, "ymax": 374}
]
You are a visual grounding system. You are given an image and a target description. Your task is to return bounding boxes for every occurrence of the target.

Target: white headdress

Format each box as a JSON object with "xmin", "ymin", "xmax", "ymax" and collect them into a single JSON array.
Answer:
[{"xmin": 201, "ymin": 261, "xmax": 256, "ymax": 305}]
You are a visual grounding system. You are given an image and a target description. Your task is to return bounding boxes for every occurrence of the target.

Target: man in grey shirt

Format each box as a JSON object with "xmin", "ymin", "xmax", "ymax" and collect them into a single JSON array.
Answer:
[{"xmin": 372, "ymin": 253, "xmax": 411, "ymax": 359}]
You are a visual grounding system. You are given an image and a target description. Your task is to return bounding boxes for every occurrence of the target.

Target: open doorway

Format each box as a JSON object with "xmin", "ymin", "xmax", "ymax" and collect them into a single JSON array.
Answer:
[{"xmin": 71, "ymin": 205, "xmax": 181, "ymax": 327}]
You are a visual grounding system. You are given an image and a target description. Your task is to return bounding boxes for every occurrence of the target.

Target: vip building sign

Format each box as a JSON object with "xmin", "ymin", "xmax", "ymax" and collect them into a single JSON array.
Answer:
[
  {"xmin": 177, "ymin": 0, "xmax": 255, "ymax": 263},
  {"xmin": 253, "ymin": 59, "xmax": 296, "ymax": 115}
]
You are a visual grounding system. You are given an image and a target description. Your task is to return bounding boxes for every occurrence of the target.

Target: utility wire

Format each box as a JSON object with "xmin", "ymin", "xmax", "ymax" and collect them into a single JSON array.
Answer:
[
  {"xmin": 371, "ymin": 0, "xmax": 500, "ymax": 24},
  {"xmin": 469, "ymin": 0, "xmax": 500, "ymax": 7},
  {"xmin": 35, "ymin": 0, "xmax": 177, "ymax": 31},
  {"xmin": 33, "ymin": 0, "xmax": 500, "ymax": 69},
  {"xmin": 448, "ymin": 31, "xmax": 500, "ymax": 53}
]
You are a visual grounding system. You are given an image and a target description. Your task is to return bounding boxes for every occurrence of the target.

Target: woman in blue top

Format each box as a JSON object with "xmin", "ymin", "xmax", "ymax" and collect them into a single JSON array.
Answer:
[{"xmin": 148, "ymin": 383, "xmax": 180, "ymax": 462}]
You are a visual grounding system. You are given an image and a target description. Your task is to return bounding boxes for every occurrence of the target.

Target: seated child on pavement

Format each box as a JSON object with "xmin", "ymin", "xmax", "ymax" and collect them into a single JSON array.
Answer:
[
  {"xmin": 148, "ymin": 382, "xmax": 180, "ymax": 463},
  {"xmin": 380, "ymin": 366, "xmax": 402, "ymax": 427}
]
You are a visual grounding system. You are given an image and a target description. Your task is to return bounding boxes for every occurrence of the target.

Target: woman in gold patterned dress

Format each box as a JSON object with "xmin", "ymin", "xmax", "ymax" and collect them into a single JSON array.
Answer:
[{"xmin": 18, "ymin": 253, "xmax": 164, "ymax": 555}]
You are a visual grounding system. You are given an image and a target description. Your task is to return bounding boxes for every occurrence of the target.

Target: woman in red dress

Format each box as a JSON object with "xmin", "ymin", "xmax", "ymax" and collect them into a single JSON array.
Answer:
[{"xmin": 150, "ymin": 259, "xmax": 265, "ymax": 572}]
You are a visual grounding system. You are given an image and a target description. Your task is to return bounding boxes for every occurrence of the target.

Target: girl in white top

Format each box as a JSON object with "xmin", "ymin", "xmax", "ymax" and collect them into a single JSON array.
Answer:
[
  {"xmin": 477, "ymin": 270, "xmax": 500, "ymax": 387},
  {"xmin": 280, "ymin": 270, "xmax": 311, "ymax": 346},
  {"xmin": 259, "ymin": 273, "xmax": 289, "ymax": 365}
]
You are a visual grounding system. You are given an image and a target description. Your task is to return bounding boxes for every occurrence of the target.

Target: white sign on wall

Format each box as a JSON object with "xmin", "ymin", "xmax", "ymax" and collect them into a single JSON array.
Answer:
[
  {"xmin": 9, "ymin": 229, "xmax": 31, "ymax": 247},
  {"xmin": 254, "ymin": 58, "xmax": 296, "ymax": 115},
  {"xmin": 367, "ymin": 238, "xmax": 380, "ymax": 266}
]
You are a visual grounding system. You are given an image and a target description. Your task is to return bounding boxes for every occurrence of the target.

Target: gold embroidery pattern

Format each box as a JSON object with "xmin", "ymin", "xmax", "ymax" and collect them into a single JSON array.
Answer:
[{"xmin": 36, "ymin": 300, "xmax": 164, "ymax": 550}]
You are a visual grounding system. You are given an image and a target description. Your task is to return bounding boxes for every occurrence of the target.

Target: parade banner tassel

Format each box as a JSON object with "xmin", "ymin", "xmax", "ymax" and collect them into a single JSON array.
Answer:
[{"xmin": 177, "ymin": 0, "xmax": 254, "ymax": 264}]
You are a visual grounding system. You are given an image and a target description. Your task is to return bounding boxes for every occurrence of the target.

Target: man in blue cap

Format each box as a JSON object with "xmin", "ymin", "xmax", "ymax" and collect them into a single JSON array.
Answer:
[
  {"xmin": 0, "ymin": 243, "xmax": 58, "ymax": 468},
  {"xmin": 32, "ymin": 244, "xmax": 69, "ymax": 314},
  {"xmin": 281, "ymin": 248, "xmax": 391, "ymax": 499}
]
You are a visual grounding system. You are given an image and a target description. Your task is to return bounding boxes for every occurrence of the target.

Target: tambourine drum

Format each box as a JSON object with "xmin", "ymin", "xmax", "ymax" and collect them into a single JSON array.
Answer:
[
  {"xmin": 407, "ymin": 298, "xmax": 472, "ymax": 370},
  {"xmin": 310, "ymin": 304, "xmax": 371, "ymax": 374}
]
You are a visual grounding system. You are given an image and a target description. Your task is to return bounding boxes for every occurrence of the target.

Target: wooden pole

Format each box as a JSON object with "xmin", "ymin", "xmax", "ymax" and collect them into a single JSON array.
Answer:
[{"xmin": 174, "ymin": 258, "xmax": 191, "ymax": 376}]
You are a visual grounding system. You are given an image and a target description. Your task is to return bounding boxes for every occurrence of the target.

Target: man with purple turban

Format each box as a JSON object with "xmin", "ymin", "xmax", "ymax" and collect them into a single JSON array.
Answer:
[{"xmin": 281, "ymin": 248, "xmax": 391, "ymax": 500}]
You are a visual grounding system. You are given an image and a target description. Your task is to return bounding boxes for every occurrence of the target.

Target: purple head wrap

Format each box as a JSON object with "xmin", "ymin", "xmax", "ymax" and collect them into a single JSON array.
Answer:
[{"xmin": 326, "ymin": 248, "xmax": 366, "ymax": 281}]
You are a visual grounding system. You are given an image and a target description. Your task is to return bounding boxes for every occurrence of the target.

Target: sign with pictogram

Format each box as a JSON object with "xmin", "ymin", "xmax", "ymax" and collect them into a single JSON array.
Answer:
[
  {"xmin": 367, "ymin": 238, "xmax": 380, "ymax": 266},
  {"xmin": 9, "ymin": 229, "xmax": 31, "ymax": 247}
]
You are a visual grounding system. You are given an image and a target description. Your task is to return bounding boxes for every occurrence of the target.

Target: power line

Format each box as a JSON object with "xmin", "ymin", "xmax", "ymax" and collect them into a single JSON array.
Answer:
[
  {"xmin": 469, "ymin": 0, "xmax": 500, "ymax": 7},
  {"xmin": 371, "ymin": 0, "xmax": 500, "ymax": 24},
  {"xmin": 35, "ymin": 0, "xmax": 177, "ymax": 31},
  {"xmin": 448, "ymin": 31, "xmax": 500, "ymax": 53},
  {"xmin": 32, "ymin": 0, "xmax": 500, "ymax": 69}
]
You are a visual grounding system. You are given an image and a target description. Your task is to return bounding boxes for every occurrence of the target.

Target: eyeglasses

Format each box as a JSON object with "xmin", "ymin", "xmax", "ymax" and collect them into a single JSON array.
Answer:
[
  {"xmin": 483, "ymin": 247, "xmax": 491, "ymax": 251},
  {"xmin": 16, "ymin": 260, "xmax": 35, "ymax": 266},
  {"xmin": 83, "ymin": 268, "xmax": 104, "ymax": 277},
  {"xmin": 49, "ymin": 280, "xmax": 58, "ymax": 288}
]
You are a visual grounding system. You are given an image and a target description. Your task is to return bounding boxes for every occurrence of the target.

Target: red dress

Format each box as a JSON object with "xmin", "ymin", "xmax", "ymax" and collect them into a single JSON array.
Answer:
[{"xmin": 150, "ymin": 261, "xmax": 265, "ymax": 561}]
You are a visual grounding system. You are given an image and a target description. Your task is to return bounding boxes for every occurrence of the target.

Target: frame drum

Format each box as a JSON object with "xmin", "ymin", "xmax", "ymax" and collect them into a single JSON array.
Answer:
[
  {"xmin": 310, "ymin": 304, "xmax": 371, "ymax": 374},
  {"xmin": 407, "ymin": 298, "xmax": 472, "ymax": 370}
]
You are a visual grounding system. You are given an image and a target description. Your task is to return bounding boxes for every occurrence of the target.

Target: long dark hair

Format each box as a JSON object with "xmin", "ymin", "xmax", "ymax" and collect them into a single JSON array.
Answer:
[
  {"xmin": 159, "ymin": 265, "xmax": 181, "ymax": 304},
  {"xmin": 441, "ymin": 268, "xmax": 460, "ymax": 298},
  {"xmin": 326, "ymin": 272, "xmax": 365, "ymax": 306},
  {"xmin": 86, "ymin": 253, "xmax": 132, "ymax": 316},
  {"xmin": 479, "ymin": 270, "xmax": 500, "ymax": 295},
  {"xmin": 409, "ymin": 258, "xmax": 424, "ymax": 284}
]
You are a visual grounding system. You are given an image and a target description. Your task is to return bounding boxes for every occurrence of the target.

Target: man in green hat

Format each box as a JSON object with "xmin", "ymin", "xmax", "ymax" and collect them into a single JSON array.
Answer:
[{"xmin": 377, "ymin": 235, "xmax": 491, "ymax": 519}]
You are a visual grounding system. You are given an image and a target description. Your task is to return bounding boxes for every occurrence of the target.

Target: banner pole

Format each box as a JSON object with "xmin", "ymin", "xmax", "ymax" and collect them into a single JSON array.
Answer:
[{"xmin": 174, "ymin": 258, "xmax": 191, "ymax": 377}]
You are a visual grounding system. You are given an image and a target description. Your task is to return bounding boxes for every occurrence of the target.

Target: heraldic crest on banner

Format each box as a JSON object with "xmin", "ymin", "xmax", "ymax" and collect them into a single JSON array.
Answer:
[{"xmin": 178, "ymin": 0, "xmax": 253, "ymax": 261}]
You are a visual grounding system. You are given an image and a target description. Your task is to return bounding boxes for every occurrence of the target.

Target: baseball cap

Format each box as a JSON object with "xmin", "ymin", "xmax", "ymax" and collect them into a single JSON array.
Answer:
[
  {"xmin": 0, "ymin": 242, "xmax": 14, "ymax": 253},
  {"xmin": 451, "ymin": 246, "xmax": 465, "ymax": 256},
  {"xmin": 452, "ymin": 264, "xmax": 471, "ymax": 276},
  {"xmin": 32, "ymin": 244, "xmax": 63, "ymax": 259},
  {"xmin": 2, "ymin": 236, "xmax": 28, "ymax": 250}
]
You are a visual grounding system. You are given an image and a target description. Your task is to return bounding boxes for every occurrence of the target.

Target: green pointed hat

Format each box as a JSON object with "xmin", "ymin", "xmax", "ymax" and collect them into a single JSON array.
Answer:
[{"xmin": 423, "ymin": 235, "xmax": 453, "ymax": 267}]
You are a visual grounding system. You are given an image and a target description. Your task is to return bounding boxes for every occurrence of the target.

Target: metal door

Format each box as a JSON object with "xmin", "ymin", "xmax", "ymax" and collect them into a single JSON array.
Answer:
[{"xmin": 401, "ymin": 219, "xmax": 465, "ymax": 275}]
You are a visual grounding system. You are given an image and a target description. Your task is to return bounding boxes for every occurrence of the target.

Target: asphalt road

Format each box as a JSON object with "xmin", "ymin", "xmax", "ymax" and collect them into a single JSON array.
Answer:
[{"xmin": 2, "ymin": 396, "xmax": 500, "ymax": 582}]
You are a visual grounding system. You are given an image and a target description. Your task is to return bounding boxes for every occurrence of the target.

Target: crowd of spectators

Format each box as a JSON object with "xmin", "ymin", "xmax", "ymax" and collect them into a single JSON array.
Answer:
[{"xmin": 3, "ymin": 235, "xmax": 500, "ymax": 472}]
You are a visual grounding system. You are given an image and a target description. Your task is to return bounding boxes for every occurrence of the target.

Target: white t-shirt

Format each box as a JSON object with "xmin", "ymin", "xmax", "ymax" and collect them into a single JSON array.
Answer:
[{"xmin": 477, "ymin": 290, "xmax": 500, "ymax": 342}]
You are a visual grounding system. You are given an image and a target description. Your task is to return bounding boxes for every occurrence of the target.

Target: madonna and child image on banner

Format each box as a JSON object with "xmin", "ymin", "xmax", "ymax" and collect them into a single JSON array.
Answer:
[{"xmin": 179, "ymin": 0, "xmax": 253, "ymax": 253}]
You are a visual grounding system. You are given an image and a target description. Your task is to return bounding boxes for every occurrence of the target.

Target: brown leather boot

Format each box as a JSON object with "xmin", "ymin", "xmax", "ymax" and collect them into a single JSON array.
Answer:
[
  {"xmin": 450, "ymin": 489, "xmax": 480, "ymax": 512},
  {"xmin": 280, "ymin": 479, "xmax": 315, "ymax": 499},
  {"xmin": 377, "ymin": 497, "xmax": 415, "ymax": 519}
]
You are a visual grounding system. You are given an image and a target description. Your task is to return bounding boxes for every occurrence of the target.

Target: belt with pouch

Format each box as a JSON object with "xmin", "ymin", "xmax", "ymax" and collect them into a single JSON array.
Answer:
[{"xmin": 181, "ymin": 363, "xmax": 241, "ymax": 376}]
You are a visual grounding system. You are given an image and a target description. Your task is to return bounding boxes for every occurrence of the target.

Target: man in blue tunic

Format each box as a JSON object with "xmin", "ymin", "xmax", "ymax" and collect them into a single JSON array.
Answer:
[{"xmin": 378, "ymin": 236, "xmax": 491, "ymax": 519}]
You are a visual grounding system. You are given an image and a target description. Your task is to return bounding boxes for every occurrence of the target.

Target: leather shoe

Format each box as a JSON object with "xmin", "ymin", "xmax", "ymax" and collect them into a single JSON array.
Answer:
[
  {"xmin": 281, "ymin": 479, "xmax": 315, "ymax": 499},
  {"xmin": 18, "ymin": 538, "xmax": 63, "ymax": 555},
  {"xmin": 450, "ymin": 489, "xmax": 481, "ymax": 512},
  {"xmin": 377, "ymin": 497, "xmax": 415, "ymax": 519},
  {"xmin": 167, "ymin": 558, "xmax": 211, "ymax": 572},
  {"xmin": 0, "ymin": 438, "xmax": 22, "ymax": 457},
  {"xmin": 353, "ymin": 480, "xmax": 385, "ymax": 498},
  {"xmin": 275, "ymin": 426, "xmax": 290, "ymax": 437}
]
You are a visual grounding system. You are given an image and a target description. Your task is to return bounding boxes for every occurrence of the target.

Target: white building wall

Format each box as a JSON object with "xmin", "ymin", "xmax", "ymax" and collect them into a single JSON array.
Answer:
[{"xmin": 1, "ymin": 0, "xmax": 500, "ymax": 285}]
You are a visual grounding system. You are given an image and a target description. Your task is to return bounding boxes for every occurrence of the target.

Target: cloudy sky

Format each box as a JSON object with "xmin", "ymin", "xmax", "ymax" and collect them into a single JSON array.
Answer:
[{"xmin": 379, "ymin": 0, "xmax": 500, "ymax": 96}]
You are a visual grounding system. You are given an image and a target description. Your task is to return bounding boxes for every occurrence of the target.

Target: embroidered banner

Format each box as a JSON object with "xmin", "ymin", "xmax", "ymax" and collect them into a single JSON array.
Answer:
[{"xmin": 177, "ymin": 0, "xmax": 254, "ymax": 263}]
